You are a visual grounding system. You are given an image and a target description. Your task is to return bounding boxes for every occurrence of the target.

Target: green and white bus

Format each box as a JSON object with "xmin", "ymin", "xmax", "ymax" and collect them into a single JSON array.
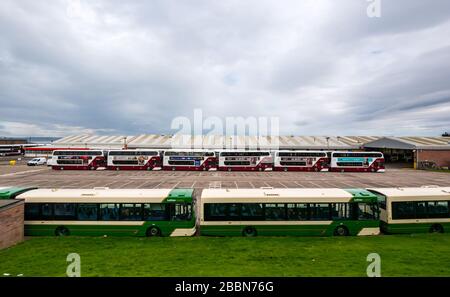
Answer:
[
  {"xmin": 17, "ymin": 188, "xmax": 196, "ymax": 237},
  {"xmin": 200, "ymin": 188, "xmax": 380, "ymax": 236},
  {"xmin": 368, "ymin": 187, "xmax": 450, "ymax": 234}
]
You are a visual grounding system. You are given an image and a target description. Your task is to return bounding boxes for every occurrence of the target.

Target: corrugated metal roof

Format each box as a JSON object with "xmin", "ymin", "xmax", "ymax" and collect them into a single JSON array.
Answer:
[
  {"xmin": 364, "ymin": 136, "xmax": 450, "ymax": 150},
  {"xmin": 52, "ymin": 134, "xmax": 450, "ymax": 150}
]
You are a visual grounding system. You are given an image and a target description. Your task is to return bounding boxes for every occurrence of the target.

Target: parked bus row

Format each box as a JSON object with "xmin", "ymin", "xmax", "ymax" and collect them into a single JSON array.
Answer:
[
  {"xmin": 46, "ymin": 149, "xmax": 385, "ymax": 172},
  {"xmin": 1, "ymin": 186, "xmax": 449, "ymax": 237}
]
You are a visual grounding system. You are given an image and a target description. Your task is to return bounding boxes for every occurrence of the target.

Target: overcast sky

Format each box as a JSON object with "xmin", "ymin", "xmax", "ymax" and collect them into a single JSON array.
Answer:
[{"xmin": 1, "ymin": 0, "xmax": 450, "ymax": 137}]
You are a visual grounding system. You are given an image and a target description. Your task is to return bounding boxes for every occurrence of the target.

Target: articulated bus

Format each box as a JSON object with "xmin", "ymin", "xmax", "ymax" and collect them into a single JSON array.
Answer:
[
  {"xmin": 163, "ymin": 150, "xmax": 217, "ymax": 171},
  {"xmin": 218, "ymin": 150, "xmax": 273, "ymax": 171},
  {"xmin": 5, "ymin": 186, "xmax": 450, "ymax": 237},
  {"xmin": 200, "ymin": 188, "xmax": 380, "ymax": 236},
  {"xmin": 274, "ymin": 151, "xmax": 329, "ymax": 172},
  {"xmin": 330, "ymin": 151, "xmax": 385, "ymax": 172},
  {"xmin": 107, "ymin": 150, "xmax": 161, "ymax": 171},
  {"xmin": 368, "ymin": 187, "xmax": 450, "ymax": 234},
  {"xmin": 18, "ymin": 188, "xmax": 196, "ymax": 237},
  {"xmin": 51, "ymin": 150, "xmax": 106, "ymax": 170}
]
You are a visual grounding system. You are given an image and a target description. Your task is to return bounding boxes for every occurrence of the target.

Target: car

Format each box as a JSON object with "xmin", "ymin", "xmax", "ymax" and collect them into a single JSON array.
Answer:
[{"xmin": 27, "ymin": 158, "xmax": 47, "ymax": 166}]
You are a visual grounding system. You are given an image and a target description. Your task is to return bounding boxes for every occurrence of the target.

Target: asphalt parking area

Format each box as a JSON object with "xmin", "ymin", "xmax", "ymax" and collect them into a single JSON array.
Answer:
[{"xmin": 1, "ymin": 165, "xmax": 449, "ymax": 189}]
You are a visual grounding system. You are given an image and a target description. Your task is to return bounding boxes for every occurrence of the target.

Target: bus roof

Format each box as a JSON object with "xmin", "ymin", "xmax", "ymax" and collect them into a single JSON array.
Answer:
[
  {"xmin": 17, "ymin": 188, "xmax": 193, "ymax": 203},
  {"xmin": 201, "ymin": 188, "xmax": 353, "ymax": 203},
  {"xmin": 344, "ymin": 188, "xmax": 379, "ymax": 203},
  {"xmin": 367, "ymin": 187, "xmax": 450, "ymax": 201},
  {"xmin": 0, "ymin": 187, "xmax": 36, "ymax": 199}
]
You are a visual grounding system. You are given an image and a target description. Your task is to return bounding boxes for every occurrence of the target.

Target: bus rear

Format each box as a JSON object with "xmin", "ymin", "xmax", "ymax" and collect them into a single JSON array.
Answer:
[
  {"xmin": 218, "ymin": 151, "xmax": 273, "ymax": 171},
  {"xmin": 162, "ymin": 150, "xmax": 217, "ymax": 171},
  {"xmin": 107, "ymin": 150, "xmax": 161, "ymax": 170},
  {"xmin": 274, "ymin": 151, "xmax": 329, "ymax": 172},
  {"xmin": 330, "ymin": 151, "xmax": 385, "ymax": 172},
  {"xmin": 52, "ymin": 150, "xmax": 106, "ymax": 170}
]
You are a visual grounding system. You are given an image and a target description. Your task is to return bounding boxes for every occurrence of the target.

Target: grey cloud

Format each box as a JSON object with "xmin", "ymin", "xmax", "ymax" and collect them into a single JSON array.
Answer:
[{"xmin": 0, "ymin": 0, "xmax": 450, "ymax": 137}]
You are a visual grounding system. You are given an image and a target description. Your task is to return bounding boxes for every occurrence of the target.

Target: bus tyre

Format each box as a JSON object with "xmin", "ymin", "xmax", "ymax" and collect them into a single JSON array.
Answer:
[
  {"xmin": 430, "ymin": 224, "xmax": 444, "ymax": 233},
  {"xmin": 146, "ymin": 226, "xmax": 161, "ymax": 237},
  {"xmin": 243, "ymin": 226, "xmax": 257, "ymax": 237},
  {"xmin": 284, "ymin": 167, "xmax": 288, "ymax": 172},
  {"xmin": 55, "ymin": 226, "xmax": 70, "ymax": 236},
  {"xmin": 334, "ymin": 226, "xmax": 349, "ymax": 236}
]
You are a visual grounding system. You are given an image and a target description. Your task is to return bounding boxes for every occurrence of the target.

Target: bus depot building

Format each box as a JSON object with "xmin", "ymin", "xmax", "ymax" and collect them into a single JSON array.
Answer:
[
  {"xmin": 363, "ymin": 137, "xmax": 450, "ymax": 169},
  {"xmin": 31, "ymin": 134, "xmax": 450, "ymax": 169}
]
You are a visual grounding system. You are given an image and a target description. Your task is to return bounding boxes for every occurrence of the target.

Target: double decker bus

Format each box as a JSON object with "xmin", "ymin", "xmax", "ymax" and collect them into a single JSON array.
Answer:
[
  {"xmin": 274, "ymin": 151, "xmax": 329, "ymax": 172},
  {"xmin": 162, "ymin": 150, "xmax": 217, "ymax": 171},
  {"xmin": 24, "ymin": 147, "xmax": 85, "ymax": 158},
  {"xmin": 330, "ymin": 151, "xmax": 385, "ymax": 172},
  {"xmin": 200, "ymin": 188, "xmax": 380, "ymax": 236},
  {"xmin": 368, "ymin": 187, "xmax": 450, "ymax": 234},
  {"xmin": 218, "ymin": 150, "xmax": 273, "ymax": 171},
  {"xmin": 51, "ymin": 150, "xmax": 106, "ymax": 170},
  {"xmin": 17, "ymin": 188, "xmax": 196, "ymax": 237},
  {"xmin": 0, "ymin": 145, "xmax": 23, "ymax": 156},
  {"xmin": 107, "ymin": 150, "xmax": 161, "ymax": 171}
]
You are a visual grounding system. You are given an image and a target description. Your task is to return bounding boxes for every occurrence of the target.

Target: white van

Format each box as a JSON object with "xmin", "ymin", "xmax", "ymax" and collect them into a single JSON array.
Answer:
[{"xmin": 27, "ymin": 158, "xmax": 47, "ymax": 166}]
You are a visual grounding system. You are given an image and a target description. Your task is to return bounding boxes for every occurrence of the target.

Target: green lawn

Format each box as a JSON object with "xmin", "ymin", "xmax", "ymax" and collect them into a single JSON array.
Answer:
[{"xmin": 1, "ymin": 234, "xmax": 450, "ymax": 277}]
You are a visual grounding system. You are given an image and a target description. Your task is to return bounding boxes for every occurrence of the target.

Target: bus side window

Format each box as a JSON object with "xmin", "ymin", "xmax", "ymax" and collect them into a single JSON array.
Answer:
[
  {"xmin": 172, "ymin": 203, "xmax": 192, "ymax": 221},
  {"xmin": 25, "ymin": 204, "xmax": 41, "ymax": 220},
  {"xmin": 357, "ymin": 203, "xmax": 378, "ymax": 220},
  {"xmin": 77, "ymin": 204, "xmax": 98, "ymax": 221}
]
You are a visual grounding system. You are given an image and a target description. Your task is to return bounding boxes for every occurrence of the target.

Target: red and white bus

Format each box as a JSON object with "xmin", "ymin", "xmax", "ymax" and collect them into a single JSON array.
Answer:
[
  {"xmin": 329, "ymin": 151, "xmax": 385, "ymax": 172},
  {"xmin": 51, "ymin": 150, "xmax": 106, "ymax": 170},
  {"xmin": 0, "ymin": 145, "xmax": 23, "ymax": 156},
  {"xmin": 274, "ymin": 151, "xmax": 329, "ymax": 172},
  {"xmin": 107, "ymin": 150, "xmax": 161, "ymax": 170},
  {"xmin": 218, "ymin": 150, "xmax": 273, "ymax": 171},
  {"xmin": 162, "ymin": 150, "xmax": 217, "ymax": 171},
  {"xmin": 24, "ymin": 147, "xmax": 86, "ymax": 158}
]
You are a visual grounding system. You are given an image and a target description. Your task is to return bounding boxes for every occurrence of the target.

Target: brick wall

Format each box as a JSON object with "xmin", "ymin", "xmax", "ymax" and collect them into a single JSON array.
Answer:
[
  {"xmin": 0, "ymin": 201, "xmax": 24, "ymax": 250},
  {"xmin": 417, "ymin": 150, "xmax": 450, "ymax": 168}
]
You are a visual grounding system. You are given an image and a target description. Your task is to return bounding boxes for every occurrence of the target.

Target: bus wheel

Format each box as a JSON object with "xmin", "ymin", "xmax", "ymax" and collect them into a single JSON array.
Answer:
[
  {"xmin": 243, "ymin": 226, "xmax": 257, "ymax": 237},
  {"xmin": 146, "ymin": 226, "xmax": 161, "ymax": 237},
  {"xmin": 284, "ymin": 167, "xmax": 288, "ymax": 172},
  {"xmin": 314, "ymin": 167, "xmax": 319, "ymax": 172},
  {"xmin": 228, "ymin": 168, "xmax": 232, "ymax": 172},
  {"xmin": 333, "ymin": 226, "xmax": 349, "ymax": 236},
  {"xmin": 55, "ymin": 226, "xmax": 70, "ymax": 236},
  {"xmin": 430, "ymin": 224, "xmax": 444, "ymax": 233}
]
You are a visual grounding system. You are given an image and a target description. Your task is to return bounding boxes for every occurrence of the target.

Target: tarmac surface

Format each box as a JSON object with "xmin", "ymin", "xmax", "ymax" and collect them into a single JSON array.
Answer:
[{"xmin": 1, "ymin": 163, "xmax": 450, "ymax": 190}]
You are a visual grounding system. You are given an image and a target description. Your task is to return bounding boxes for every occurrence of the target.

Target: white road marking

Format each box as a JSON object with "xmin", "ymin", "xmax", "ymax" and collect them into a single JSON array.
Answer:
[{"xmin": 0, "ymin": 168, "xmax": 47, "ymax": 177}]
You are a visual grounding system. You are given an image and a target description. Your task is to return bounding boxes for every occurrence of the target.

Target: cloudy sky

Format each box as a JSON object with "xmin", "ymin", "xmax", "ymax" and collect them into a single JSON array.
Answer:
[{"xmin": 1, "ymin": 0, "xmax": 450, "ymax": 137}]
